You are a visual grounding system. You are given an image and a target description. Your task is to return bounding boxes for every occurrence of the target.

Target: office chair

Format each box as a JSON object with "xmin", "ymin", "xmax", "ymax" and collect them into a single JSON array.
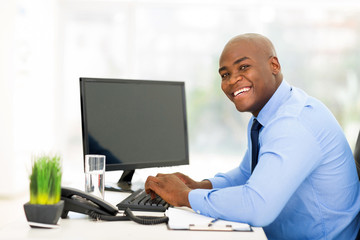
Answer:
[
  {"xmin": 354, "ymin": 130, "xmax": 360, "ymax": 240},
  {"xmin": 355, "ymin": 130, "xmax": 360, "ymax": 181}
]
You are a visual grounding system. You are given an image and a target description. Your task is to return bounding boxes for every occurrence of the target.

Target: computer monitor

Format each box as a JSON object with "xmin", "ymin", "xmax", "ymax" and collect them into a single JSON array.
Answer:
[{"xmin": 80, "ymin": 78, "xmax": 189, "ymax": 192}]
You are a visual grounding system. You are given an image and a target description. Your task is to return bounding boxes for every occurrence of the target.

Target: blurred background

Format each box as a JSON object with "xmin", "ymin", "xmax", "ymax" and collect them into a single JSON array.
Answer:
[{"xmin": 1, "ymin": 0, "xmax": 360, "ymax": 197}]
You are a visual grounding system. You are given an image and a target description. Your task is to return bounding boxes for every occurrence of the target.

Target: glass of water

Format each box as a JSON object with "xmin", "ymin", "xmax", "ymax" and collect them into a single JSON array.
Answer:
[{"xmin": 85, "ymin": 154, "xmax": 106, "ymax": 199}]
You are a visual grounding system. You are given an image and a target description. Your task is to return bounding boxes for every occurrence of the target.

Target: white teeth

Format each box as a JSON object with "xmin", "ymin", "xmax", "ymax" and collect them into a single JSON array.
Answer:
[{"xmin": 233, "ymin": 87, "xmax": 250, "ymax": 97}]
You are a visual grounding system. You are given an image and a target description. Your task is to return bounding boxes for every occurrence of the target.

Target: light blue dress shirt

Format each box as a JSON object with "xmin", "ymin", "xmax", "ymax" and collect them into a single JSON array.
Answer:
[{"xmin": 189, "ymin": 80, "xmax": 360, "ymax": 239}]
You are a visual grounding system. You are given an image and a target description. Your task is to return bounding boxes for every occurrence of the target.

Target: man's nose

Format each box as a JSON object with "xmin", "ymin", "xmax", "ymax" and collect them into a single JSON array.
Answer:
[{"xmin": 229, "ymin": 73, "xmax": 243, "ymax": 85}]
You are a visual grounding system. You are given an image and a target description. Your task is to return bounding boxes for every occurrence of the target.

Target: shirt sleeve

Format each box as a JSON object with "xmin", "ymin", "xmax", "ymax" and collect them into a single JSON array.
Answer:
[{"xmin": 188, "ymin": 117, "xmax": 323, "ymax": 226}]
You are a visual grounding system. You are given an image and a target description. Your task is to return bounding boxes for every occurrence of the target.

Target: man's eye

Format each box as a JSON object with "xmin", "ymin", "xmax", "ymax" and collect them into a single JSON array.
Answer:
[
  {"xmin": 221, "ymin": 73, "xmax": 229, "ymax": 79},
  {"xmin": 240, "ymin": 65, "xmax": 250, "ymax": 71}
]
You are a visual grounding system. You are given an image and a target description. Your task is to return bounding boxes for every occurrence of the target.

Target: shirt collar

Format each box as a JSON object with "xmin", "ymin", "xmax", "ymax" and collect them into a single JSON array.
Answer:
[{"xmin": 255, "ymin": 80, "xmax": 292, "ymax": 127}]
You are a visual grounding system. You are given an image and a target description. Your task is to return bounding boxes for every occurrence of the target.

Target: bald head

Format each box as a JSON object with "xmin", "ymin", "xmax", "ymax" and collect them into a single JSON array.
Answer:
[{"xmin": 222, "ymin": 33, "xmax": 277, "ymax": 61}]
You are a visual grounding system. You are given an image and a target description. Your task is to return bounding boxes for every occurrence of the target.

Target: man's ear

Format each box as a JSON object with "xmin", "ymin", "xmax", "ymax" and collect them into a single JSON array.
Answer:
[{"xmin": 270, "ymin": 56, "xmax": 281, "ymax": 75}]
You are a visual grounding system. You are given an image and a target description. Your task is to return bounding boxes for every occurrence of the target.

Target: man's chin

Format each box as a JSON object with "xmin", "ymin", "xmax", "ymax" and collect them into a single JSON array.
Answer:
[{"xmin": 234, "ymin": 104, "xmax": 248, "ymax": 113}]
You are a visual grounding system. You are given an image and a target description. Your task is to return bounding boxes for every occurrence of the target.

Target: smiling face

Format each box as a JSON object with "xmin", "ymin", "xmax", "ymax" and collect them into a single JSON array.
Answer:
[{"xmin": 219, "ymin": 34, "xmax": 282, "ymax": 116}]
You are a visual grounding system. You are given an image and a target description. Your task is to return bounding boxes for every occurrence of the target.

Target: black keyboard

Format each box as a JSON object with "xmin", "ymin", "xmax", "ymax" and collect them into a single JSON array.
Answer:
[{"xmin": 116, "ymin": 189, "xmax": 170, "ymax": 212}]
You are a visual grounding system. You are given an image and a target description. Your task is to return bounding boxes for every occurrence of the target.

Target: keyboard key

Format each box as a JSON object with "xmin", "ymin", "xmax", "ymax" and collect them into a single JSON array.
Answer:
[{"xmin": 116, "ymin": 189, "xmax": 170, "ymax": 212}]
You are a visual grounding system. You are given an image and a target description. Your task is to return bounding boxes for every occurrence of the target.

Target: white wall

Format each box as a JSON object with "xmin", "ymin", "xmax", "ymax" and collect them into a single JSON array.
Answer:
[
  {"xmin": 0, "ymin": 0, "xmax": 60, "ymax": 196},
  {"xmin": 0, "ymin": 0, "xmax": 17, "ymax": 196}
]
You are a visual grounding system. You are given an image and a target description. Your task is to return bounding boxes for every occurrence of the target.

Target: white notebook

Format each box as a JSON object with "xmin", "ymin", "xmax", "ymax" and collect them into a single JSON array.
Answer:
[{"xmin": 165, "ymin": 207, "xmax": 252, "ymax": 231}]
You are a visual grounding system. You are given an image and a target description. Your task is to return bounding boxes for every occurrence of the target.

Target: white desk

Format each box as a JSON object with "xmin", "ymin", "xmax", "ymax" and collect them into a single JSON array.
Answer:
[{"xmin": 0, "ymin": 190, "xmax": 267, "ymax": 240}]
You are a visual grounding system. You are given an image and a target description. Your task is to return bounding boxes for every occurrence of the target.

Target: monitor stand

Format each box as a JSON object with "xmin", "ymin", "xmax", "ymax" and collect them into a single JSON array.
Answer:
[{"xmin": 105, "ymin": 170, "xmax": 143, "ymax": 193}]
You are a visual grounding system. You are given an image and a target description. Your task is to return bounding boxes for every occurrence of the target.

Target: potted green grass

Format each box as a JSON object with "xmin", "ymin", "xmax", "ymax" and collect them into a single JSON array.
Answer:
[{"xmin": 23, "ymin": 154, "xmax": 64, "ymax": 228}]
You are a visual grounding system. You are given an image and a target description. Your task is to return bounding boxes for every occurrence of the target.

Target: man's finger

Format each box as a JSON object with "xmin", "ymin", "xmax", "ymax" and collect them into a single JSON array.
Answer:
[{"xmin": 145, "ymin": 176, "xmax": 159, "ymax": 193}]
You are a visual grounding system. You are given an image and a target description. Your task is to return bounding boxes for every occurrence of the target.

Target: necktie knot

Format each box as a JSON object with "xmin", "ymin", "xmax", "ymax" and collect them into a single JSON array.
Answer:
[
  {"xmin": 251, "ymin": 119, "xmax": 262, "ymax": 132},
  {"xmin": 251, "ymin": 119, "xmax": 262, "ymax": 173}
]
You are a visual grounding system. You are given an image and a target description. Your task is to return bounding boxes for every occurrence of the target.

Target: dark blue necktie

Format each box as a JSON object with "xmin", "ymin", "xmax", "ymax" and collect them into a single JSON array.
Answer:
[{"xmin": 251, "ymin": 119, "xmax": 262, "ymax": 173}]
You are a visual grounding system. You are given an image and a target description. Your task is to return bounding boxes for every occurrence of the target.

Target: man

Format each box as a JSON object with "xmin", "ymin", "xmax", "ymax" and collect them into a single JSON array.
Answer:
[{"xmin": 145, "ymin": 33, "xmax": 360, "ymax": 239}]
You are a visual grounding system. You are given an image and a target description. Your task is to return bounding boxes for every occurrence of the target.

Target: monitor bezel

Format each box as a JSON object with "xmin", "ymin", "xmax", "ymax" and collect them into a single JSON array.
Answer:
[{"xmin": 79, "ymin": 77, "xmax": 190, "ymax": 172}]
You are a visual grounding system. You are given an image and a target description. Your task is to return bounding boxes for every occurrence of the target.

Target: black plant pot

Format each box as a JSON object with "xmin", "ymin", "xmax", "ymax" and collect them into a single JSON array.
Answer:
[{"xmin": 23, "ymin": 200, "xmax": 64, "ymax": 228}]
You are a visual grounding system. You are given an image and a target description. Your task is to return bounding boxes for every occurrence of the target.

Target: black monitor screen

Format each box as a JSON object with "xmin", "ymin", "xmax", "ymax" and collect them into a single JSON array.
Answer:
[{"xmin": 80, "ymin": 78, "xmax": 189, "ymax": 176}]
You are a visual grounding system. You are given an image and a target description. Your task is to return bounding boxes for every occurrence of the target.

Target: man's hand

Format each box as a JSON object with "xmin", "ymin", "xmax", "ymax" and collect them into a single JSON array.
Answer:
[
  {"xmin": 172, "ymin": 172, "xmax": 212, "ymax": 189},
  {"xmin": 145, "ymin": 173, "xmax": 191, "ymax": 207}
]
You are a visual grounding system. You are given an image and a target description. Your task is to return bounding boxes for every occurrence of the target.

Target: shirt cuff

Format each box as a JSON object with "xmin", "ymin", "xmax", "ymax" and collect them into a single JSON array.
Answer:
[{"xmin": 188, "ymin": 189, "xmax": 212, "ymax": 216}]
